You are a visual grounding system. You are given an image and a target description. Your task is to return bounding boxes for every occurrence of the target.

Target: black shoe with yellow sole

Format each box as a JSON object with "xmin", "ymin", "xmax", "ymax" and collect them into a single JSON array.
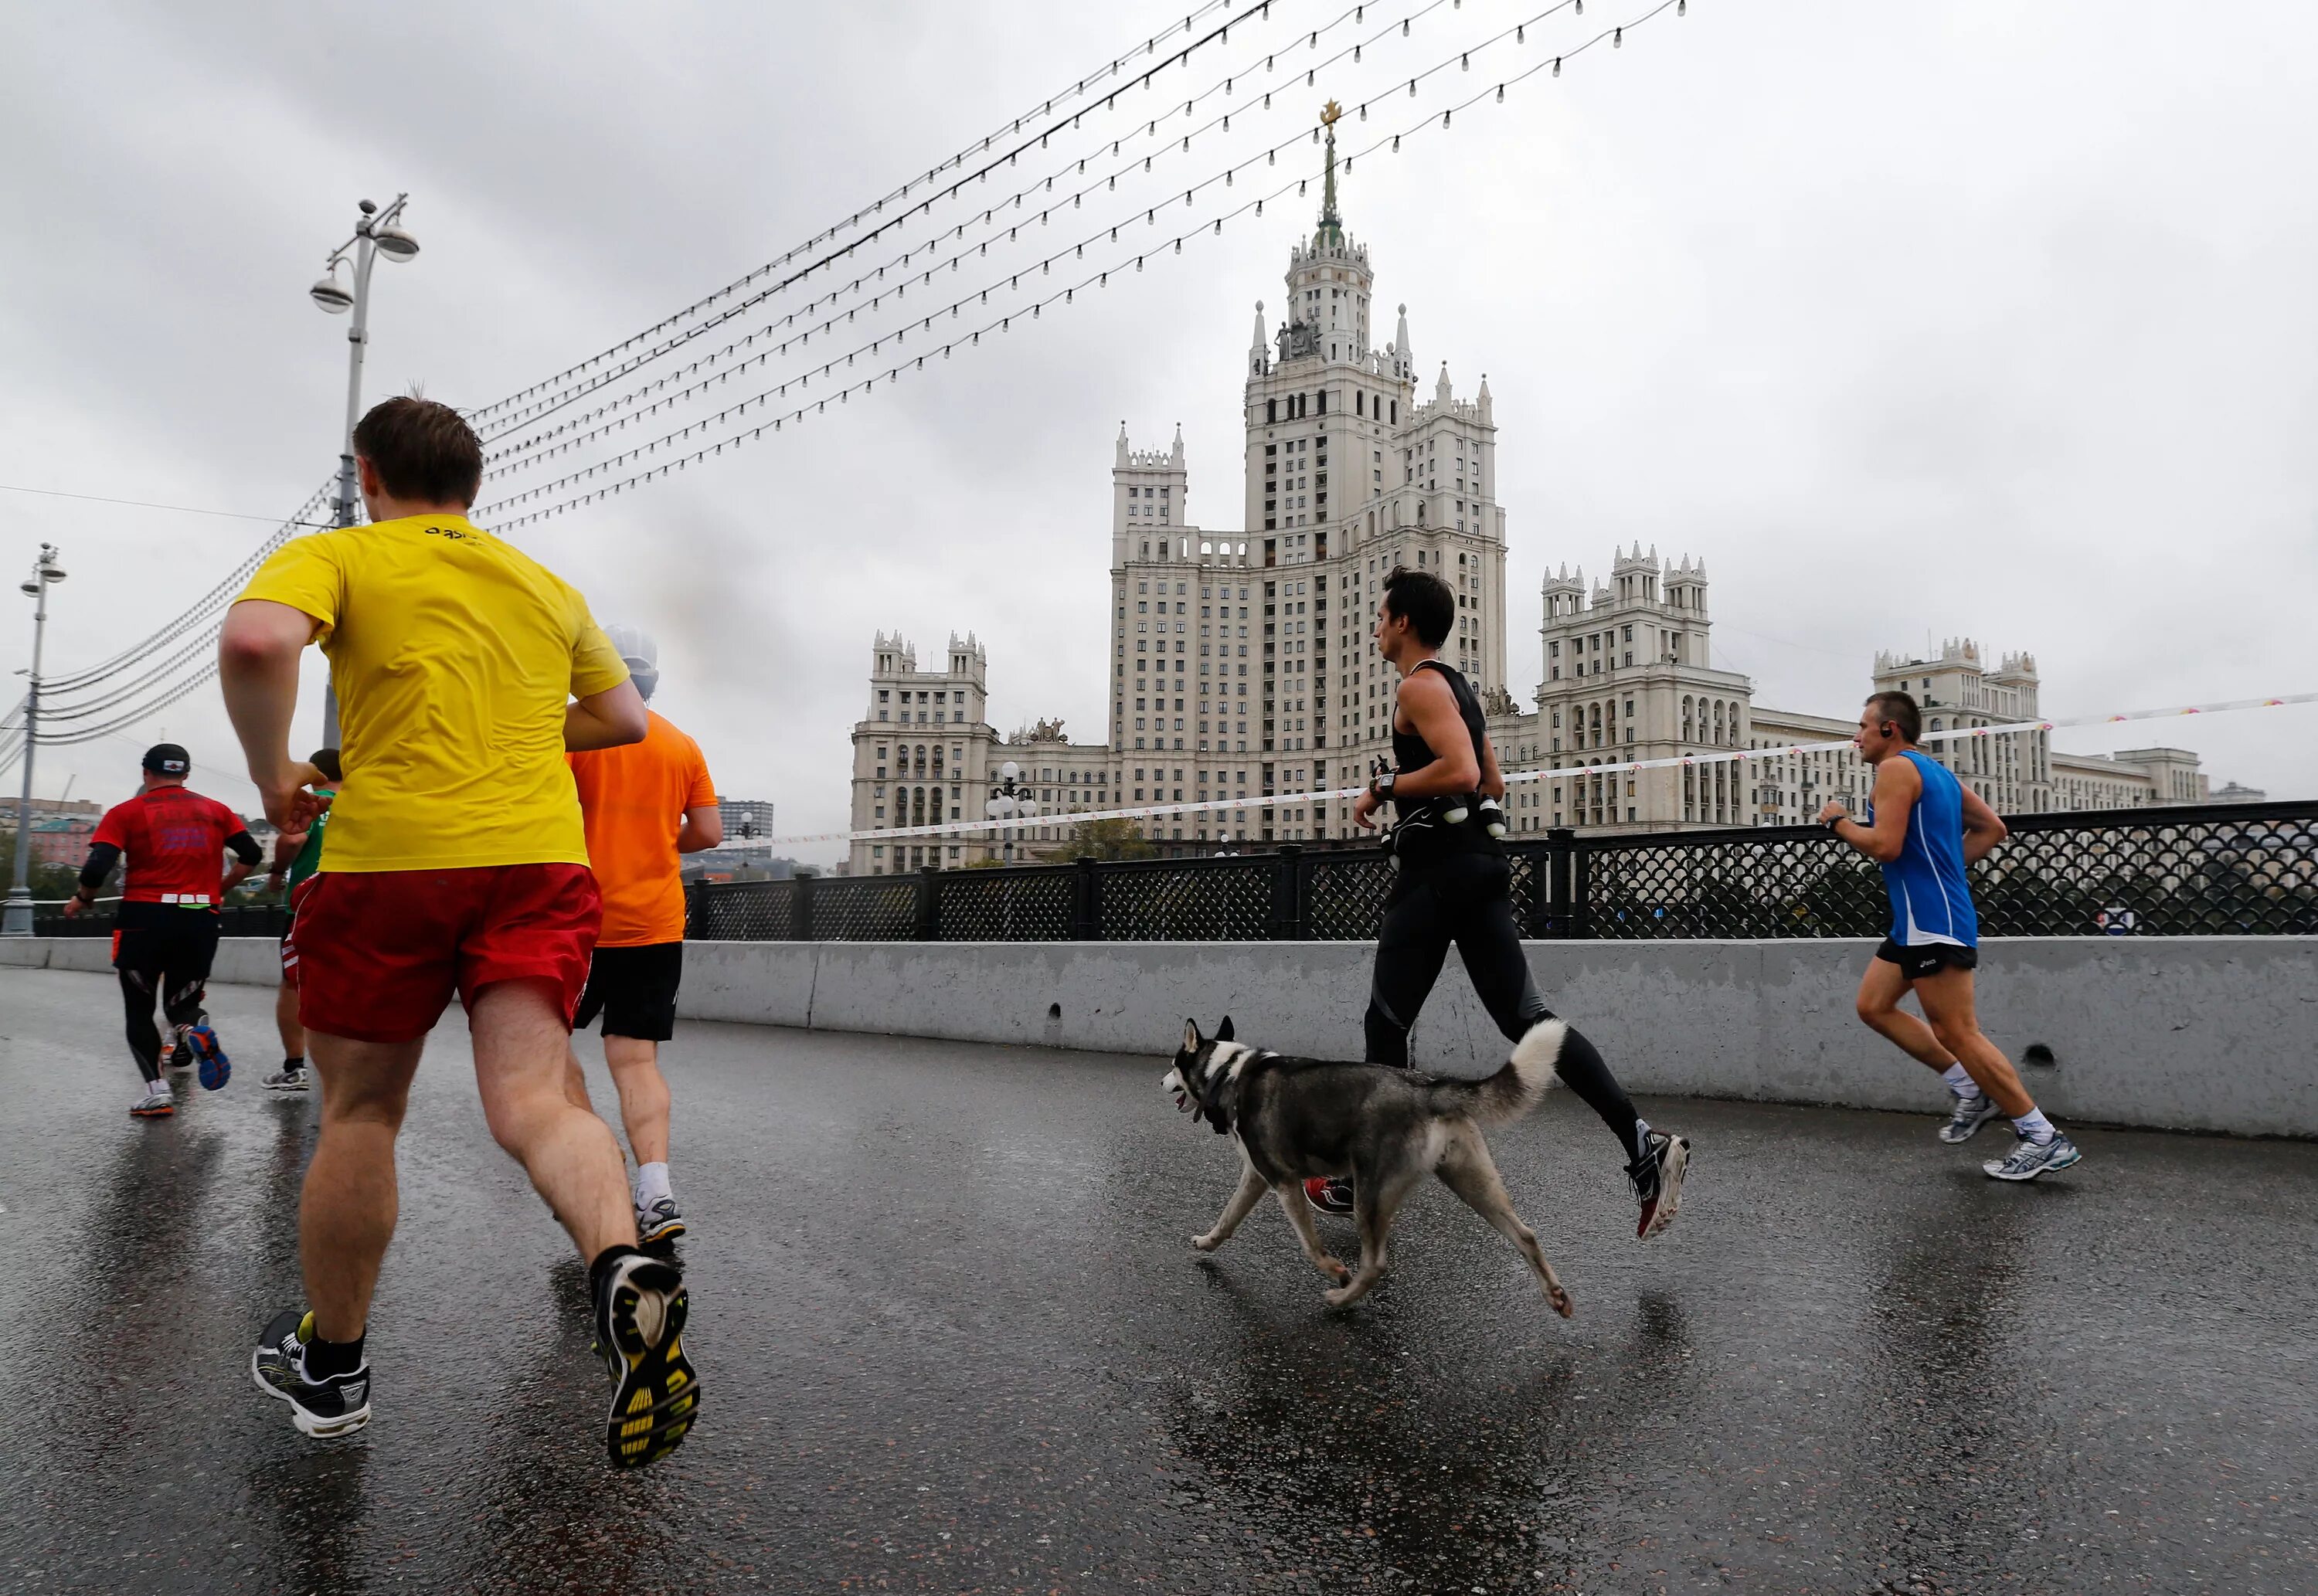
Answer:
[{"xmin": 592, "ymin": 1254, "xmax": 699, "ymax": 1469}]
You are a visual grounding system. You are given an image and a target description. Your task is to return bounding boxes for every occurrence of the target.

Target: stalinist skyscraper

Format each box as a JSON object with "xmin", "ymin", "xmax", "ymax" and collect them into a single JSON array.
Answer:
[{"xmin": 1104, "ymin": 102, "xmax": 1510, "ymax": 830}]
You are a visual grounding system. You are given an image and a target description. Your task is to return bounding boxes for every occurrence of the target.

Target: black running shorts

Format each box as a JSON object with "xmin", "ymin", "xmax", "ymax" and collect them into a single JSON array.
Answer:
[
  {"xmin": 573, "ymin": 941, "xmax": 685, "ymax": 1042},
  {"xmin": 1874, "ymin": 939, "xmax": 1980, "ymax": 981}
]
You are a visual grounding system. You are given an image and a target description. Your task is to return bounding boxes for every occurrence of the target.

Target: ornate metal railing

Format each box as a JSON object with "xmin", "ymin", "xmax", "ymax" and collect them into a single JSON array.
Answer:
[
  {"xmin": 32, "ymin": 803, "xmax": 2310, "ymax": 944},
  {"xmin": 685, "ymin": 800, "xmax": 2318, "ymax": 943}
]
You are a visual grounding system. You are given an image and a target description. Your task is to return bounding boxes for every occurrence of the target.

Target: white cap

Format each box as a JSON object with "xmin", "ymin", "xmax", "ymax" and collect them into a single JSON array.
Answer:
[{"xmin": 606, "ymin": 623, "xmax": 659, "ymax": 701}]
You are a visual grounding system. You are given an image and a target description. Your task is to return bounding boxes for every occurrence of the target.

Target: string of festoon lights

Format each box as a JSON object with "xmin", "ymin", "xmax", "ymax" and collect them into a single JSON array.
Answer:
[
  {"xmin": 479, "ymin": 0, "xmax": 1476, "ymax": 469},
  {"xmin": 0, "ymin": 0, "xmax": 1683, "ymax": 751},
  {"xmin": 751, "ymin": 694, "xmax": 2316, "ymax": 846},
  {"xmin": 478, "ymin": 0, "xmax": 1685, "ymax": 527},
  {"xmin": 31, "ymin": 477, "xmax": 337, "ymax": 696},
  {"xmin": 469, "ymin": 0, "xmax": 1277, "ymax": 433}
]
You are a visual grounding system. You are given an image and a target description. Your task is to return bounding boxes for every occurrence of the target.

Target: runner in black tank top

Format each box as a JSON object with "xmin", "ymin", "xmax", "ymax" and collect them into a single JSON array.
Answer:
[{"xmin": 1327, "ymin": 569, "xmax": 1690, "ymax": 1241}]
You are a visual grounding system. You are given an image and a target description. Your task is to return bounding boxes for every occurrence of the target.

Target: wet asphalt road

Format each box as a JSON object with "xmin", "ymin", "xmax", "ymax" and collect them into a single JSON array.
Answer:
[{"xmin": 0, "ymin": 966, "xmax": 2313, "ymax": 1595}]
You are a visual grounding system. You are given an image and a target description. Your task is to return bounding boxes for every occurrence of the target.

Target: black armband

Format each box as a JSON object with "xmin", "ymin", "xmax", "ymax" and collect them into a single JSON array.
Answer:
[
  {"xmin": 78, "ymin": 842, "xmax": 121, "ymax": 894},
  {"xmin": 225, "ymin": 830, "xmax": 263, "ymax": 867}
]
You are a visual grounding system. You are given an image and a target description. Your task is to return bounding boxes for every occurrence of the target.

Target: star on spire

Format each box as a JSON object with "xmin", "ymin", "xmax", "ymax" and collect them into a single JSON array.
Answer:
[{"xmin": 1315, "ymin": 101, "xmax": 1344, "ymax": 246}]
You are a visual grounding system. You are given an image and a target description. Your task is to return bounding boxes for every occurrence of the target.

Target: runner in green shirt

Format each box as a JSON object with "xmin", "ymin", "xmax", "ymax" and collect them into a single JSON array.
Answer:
[{"xmin": 263, "ymin": 748, "xmax": 342, "ymax": 1092}]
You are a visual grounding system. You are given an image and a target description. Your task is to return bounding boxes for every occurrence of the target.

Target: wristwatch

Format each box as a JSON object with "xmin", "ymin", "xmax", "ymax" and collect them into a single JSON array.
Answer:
[
  {"xmin": 1371, "ymin": 772, "xmax": 1397, "ymax": 803},
  {"xmin": 1825, "ymin": 813, "xmax": 1847, "ymax": 833}
]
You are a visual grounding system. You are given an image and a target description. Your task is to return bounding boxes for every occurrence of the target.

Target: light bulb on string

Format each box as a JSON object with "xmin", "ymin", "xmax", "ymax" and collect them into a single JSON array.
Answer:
[
  {"xmin": 1552, "ymin": 56, "xmax": 1561, "ymax": 75},
  {"xmin": 1613, "ymin": 27, "xmax": 1622, "ymax": 46}
]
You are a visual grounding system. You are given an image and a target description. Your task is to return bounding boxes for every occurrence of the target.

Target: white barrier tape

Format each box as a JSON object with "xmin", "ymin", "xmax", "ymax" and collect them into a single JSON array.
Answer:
[{"xmin": 758, "ymin": 691, "xmax": 2316, "ymax": 847}]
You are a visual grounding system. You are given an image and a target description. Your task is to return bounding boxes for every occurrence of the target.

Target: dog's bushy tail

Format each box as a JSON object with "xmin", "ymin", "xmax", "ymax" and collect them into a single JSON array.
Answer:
[{"xmin": 1467, "ymin": 1019, "xmax": 1568, "ymax": 1125}]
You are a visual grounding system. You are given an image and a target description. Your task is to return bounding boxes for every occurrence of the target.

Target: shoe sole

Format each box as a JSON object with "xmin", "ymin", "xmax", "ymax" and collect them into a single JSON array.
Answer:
[
  {"xmin": 131, "ymin": 1102, "xmax": 174, "ymax": 1118},
  {"xmin": 193, "ymin": 1034, "xmax": 230, "ymax": 1092},
  {"xmin": 1984, "ymin": 1143, "xmax": 2083, "ymax": 1182},
  {"xmin": 264, "ymin": 1080, "xmax": 308, "ymax": 1093},
  {"xmin": 601, "ymin": 1267, "xmax": 700, "ymax": 1469},
  {"xmin": 1638, "ymin": 1136, "xmax": 1691, "ymax": 1241},
  {"xmin": 248, "ymin": 1353, "xmax": 372, "ymax": 1439},
  {"xmin": 637, "ymin": 1216, "xmax": 687, "ymax": 1247}
]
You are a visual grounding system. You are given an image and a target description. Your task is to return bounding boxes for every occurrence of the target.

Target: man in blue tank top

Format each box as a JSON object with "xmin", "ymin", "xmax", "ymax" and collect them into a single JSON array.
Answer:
[{"xmin": 1820, "ymin": 691, "xmax": 2082, "ymax": 1180}]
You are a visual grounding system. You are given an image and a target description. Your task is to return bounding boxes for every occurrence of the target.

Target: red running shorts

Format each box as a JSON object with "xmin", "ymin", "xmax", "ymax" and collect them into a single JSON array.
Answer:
[{"xmin": 287, "ymin": 864, "xmax": 601, "ymax": 1044}]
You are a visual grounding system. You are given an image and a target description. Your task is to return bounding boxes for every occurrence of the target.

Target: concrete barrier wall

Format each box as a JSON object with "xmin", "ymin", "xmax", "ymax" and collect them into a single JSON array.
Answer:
[{"xmin": 6, "ymin": 935, "xmax": 2312, "ymax": 1137}]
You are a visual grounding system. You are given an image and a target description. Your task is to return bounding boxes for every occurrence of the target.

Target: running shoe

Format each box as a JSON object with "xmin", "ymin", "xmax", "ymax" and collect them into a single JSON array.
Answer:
[
  {"xmin": 637, "ymin": 1196, "xmax": 687, "ymax": 1248},
  {"xmin": 130, "ymin": 1085, "xmax": 174, "ymax": 1118},
  {"xmin": 1939, "ymin": 1090, "xmax": 2005, "ymax": 1145},
  {"xmin": 593, "ymin": 1254, "xmax": 699, "ymax": 1469},
  {"xmin": 162, "ymin": 1026, "xmax": 192, "ymax": 1070},
  {"xmin": 184, "ymin": 1022, "xmax": 229, "ymax": 1092},
  {"xmin": 1983, "ymin": 1131, "xmax": 2083, "ymax": 1182},
  {"xmin": 263, "ymin": 1064, "xmax": 309, "ymax": 1094},
  {"xmin": 1628, "ymin": 1130, "xmax": 1691, "ymax": 1241},
  {"xmin": 250, "ymin": 1309, "xmax": 372, "ymax": 1438},
  {"xmin": 1303, "ymin": 1177, "xmax": 1356, "ymax": 1216}
]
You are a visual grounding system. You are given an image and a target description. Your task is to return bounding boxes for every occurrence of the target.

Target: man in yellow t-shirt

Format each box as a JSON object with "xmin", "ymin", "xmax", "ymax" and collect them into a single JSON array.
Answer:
[{"xmin": 219, "ymin": 396, "xmax": 699, "ymax": 1469}]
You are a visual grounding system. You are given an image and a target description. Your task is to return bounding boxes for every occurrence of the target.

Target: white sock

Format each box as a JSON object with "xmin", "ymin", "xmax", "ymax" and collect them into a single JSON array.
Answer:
[
  {"xmin": 2011, "ymin": 1108, "xmax": 2055, "ymax": 1145},
  {"xmin": 634, "ymin": 1161, "xmax": 673, "ymax": 1207},
  {"xmin": 1941, "ymin": 1062, "xmax": 1981, "ymax": 1099}
]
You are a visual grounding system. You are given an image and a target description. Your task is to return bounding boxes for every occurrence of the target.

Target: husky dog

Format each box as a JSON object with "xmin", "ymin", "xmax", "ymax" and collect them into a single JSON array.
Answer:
[{"xmin": 1161, "ymin": 1017, "xmax": 1575, "ymax": 1314}]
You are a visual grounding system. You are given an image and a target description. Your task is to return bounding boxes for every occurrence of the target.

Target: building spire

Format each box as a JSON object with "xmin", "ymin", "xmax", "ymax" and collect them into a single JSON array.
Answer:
[{"xmin": 1314, "ymin": 100, "xmax": 1344, "ymax": 247}]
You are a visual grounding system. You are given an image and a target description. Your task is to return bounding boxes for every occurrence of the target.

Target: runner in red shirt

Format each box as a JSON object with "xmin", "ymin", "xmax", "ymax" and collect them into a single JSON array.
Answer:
[{"xmin": 64, "ymin": 744, "xmax": 263, "ymax": 1116}]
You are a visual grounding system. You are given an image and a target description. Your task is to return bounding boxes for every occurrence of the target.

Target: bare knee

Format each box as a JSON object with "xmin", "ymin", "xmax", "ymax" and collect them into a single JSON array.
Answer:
[
  {"xmin": 1928, "ymin": 1017, "xmax": 1979, "ymax": 1054},
  {"xmin": 1856, "ymin": 995, "xmax": 1898, "ymax": 1030},
  {"xmin": 481, "ymin": 1076, "xmax": 573, "ymax": 1160}
]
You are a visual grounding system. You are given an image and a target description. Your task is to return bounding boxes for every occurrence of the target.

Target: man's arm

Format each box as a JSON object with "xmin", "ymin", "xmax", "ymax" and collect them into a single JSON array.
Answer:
[
  {"xmin": 219, "ymin": 599, "xmax": 331, "ymax": 830},
  {"xmin": 677, "ymin": 803, "xmax": 723, "ymax": 854},
  {"xmin": 566, "ymin": 680, "xmax": 648, "ymax": 751},
  {"xmin": 1353, "ymin": 669, "xmax": 1482, "ymax": 829},
  {"xmin": 1820, "ymin": 759, "xmax": 1919, "ymax": 863},
  {"xmin": 61, "ymin": 841, "xmax": 121, "ymax": 918},
  {"xmin": 1956, "ymin": 784, "xmax": 2009, "ymax": 864},
  {"xmin": 220, "ymin": 829, "xmax": 263, "ymax": 896},
  {"xmin": 267, "ymin": 827, "xmax": 305, "ymax": 894},
  {"xmin": 1385, "ymin": 671, "xmax": 1481, "ymax": 798}
]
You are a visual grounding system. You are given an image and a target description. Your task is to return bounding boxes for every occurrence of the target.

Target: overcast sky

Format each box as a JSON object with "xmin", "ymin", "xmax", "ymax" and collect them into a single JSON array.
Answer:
[{"xmin": 5, "ymin": 0, "xmax": 2313, "ymax": 857}]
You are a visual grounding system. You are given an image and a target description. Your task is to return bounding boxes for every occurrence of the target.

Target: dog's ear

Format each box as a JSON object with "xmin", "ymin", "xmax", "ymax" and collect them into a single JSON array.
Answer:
[
  {"xmin": 1216, "ymin": 1015, "xmax": 1235, "ymax": 1042},
  {"xmin": 1181, "ymin": 1017, "xmax": 1201, "ymax": 1054}
]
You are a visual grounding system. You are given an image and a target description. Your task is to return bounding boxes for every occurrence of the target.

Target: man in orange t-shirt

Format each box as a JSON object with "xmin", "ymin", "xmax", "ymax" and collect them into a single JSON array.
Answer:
[{"xmin": 566, "ymin": 627, "xmax": 722, "ymax": 1247}]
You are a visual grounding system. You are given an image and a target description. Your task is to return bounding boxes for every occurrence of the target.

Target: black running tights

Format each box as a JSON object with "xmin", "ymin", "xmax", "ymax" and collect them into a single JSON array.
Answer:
[
  {"xmin": 1365, "ymin": 851, "xmax": 1643, "ymax": 1158},
  {"xmin": 115, "ymin": 923, "xmax": 219, "ymax": 1082}
]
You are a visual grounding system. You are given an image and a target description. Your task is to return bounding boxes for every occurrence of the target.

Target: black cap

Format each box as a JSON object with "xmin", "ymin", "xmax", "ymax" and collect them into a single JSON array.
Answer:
[{"xmin": 141, "ymin": 743, "xmax": 190, "ymax": 777}]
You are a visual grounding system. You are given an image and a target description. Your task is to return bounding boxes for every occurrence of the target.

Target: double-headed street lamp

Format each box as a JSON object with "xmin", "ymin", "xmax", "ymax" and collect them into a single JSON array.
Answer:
[
  {"xmin": 309, "ymin": 194, "xmax": 419, "ymax": 744},
  {"xmin": 3, "ymin": 544, "xmax": 68, "ymax": 936},
  {"xmin": 984, "ymin": 760, "xmax": 1039, "ymax": 864}
]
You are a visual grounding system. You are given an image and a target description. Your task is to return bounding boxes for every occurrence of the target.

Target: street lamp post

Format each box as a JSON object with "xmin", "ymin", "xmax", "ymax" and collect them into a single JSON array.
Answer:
[
  {"xmin": 3, "ymin": 544, "xmax": 68, "ymax": 936},
  {"xmin": 984, "ymin": 761, "xmax": 1038, "ymax": 865},
  {"xmin": 308, "ymin": 193, "xmax": 420, "ymax": 745}
]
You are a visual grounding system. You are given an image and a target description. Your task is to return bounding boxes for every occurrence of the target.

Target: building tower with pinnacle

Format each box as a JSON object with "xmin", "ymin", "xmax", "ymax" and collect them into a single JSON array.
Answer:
[{"xmin": 1096, "ymin": 99, "xmax": 1511, "ymax": 852}]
